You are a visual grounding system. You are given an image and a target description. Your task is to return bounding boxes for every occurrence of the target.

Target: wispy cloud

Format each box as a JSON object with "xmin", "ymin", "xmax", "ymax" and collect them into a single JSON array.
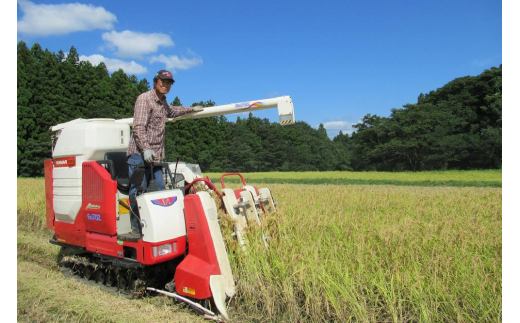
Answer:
[
  {"xmin": 79, "ymin": 54, "xmax": 147, "ymax": 75},
  {"xmin": 320, "ymin": 120, "xmax": 359, "ymax": 138},
  {"xmin": 101, "ymin": 30, "xmax": 174, "ymax": 59},
  {"xmin": 150, "ymin": 54, "xmax": 203, "ymax": 72},
  {"xmin": 17, "ymin": 0, "xmax": 116, "ymax": 36}
]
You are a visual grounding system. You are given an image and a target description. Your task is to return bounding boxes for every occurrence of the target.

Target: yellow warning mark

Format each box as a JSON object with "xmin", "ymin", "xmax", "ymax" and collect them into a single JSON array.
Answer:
[
  {"xmin": 119, "ymin": 198, "xmax": 130, "ymax": 214},
  {"xmin": 183, "ymin": 286, "xmax": 196, "ymax": 295}
]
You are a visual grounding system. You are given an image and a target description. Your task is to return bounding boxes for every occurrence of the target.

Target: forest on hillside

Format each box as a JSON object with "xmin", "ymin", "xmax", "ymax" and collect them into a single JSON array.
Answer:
[{"xmin": 17, "ymin": 41, "xmax": 502, "ymax": 177}]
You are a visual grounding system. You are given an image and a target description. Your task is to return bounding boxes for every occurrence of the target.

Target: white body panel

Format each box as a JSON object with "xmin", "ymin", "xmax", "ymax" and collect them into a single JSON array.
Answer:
[
  {"xmin": 51, "ymin": 119, "xmax": 130, "ymax": 223},
  {"xmin": 52, "ymin": 119, "xmax": 129, "ymax": 160},
  {"xmin": 210, "ymin": 275, "xmax": 230, "ymax": 320},
  {"xmin": 138, "ymin": 190, "xmax": 187, "ymax": 243},
  {"xmin": 52, "ymin": 166, "xmax": 82, "ymax": 223},
  {"xmin": 117, "ymin": 213, "xmax": 132, "ymax": 235}
]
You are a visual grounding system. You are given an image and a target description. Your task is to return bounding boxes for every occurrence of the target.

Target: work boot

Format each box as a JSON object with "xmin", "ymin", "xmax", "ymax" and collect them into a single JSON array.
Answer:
[
  {"xmin": 117, "ymin": 230, "xmax": 142, "ymax": 242},
  {"xmin": 130, "ymin": 230, "xmax": 142, "ymax": 236}
]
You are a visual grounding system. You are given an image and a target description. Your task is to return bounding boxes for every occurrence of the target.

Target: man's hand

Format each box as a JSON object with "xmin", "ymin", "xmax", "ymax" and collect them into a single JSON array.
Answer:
[
  {"xmin": 192, "ymin": 106, "xmax": 204, "ymax": 112},
  {"xmin": 144, "ymin": 149, "xmax": 155, "ymax": 163}
]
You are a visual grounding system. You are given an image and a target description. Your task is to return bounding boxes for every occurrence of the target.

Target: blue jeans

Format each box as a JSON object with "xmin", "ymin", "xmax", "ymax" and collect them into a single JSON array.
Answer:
[{"xmin": 127, "ymin": 153, "xmax": 166, "ymax": 232}]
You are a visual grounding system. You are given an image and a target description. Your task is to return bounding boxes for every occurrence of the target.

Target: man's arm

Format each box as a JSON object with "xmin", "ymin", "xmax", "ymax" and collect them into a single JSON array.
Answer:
[
  {"xmin": 132, "ymin": 96, "xmax": 150, "ymax": 152},
  {"xmin": 165, "ymin": 105, "xmax": 197, "ymax": 118}
]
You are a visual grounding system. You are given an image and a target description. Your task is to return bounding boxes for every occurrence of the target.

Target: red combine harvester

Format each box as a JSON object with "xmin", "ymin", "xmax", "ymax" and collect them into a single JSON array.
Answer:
[{"xmin": 44, "ymin": 96, "xmax": 294, "ymax": 320}]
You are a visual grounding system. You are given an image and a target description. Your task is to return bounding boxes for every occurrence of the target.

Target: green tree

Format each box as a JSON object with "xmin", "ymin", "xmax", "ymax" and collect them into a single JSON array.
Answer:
[
  {"xmin": 350, "ymin": 114, "xmax": 390, "ymax": 170},
  {"xmin": 17, "ymin": 41, "xmax": 501, "ymax": 176},
  {"xmin": 349, "ymin": 66, "xmax": 502, "ymax": 171},
  {"xmin": 332, "ymin": 131, "xmax": 352, "ymax": 170}
]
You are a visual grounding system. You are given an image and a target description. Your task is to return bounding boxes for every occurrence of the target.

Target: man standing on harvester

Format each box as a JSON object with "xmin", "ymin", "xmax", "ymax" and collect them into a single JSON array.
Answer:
[{"xmin": 126, "ymin": 69, "xmax": 203, "ymax": 237}]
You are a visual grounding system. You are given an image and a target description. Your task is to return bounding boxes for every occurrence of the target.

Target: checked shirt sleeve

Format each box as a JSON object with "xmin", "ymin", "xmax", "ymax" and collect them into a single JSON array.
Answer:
[
  {"xmin": 132, "ymin": 95, "xmax": 151, "ymax": 152},
  {"xmin": 166, "ymin": 105, "xmax": 194, "ymax": 118}
]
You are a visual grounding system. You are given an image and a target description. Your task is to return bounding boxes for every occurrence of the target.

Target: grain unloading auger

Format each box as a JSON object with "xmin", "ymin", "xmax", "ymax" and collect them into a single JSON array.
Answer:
[
  {"xmin": 115, "ymin": 95, "xmax": 295, "ymax": 125},
  {"xmin": 45, "ymin": 96, "xmax": 294, "ymax": 320}
]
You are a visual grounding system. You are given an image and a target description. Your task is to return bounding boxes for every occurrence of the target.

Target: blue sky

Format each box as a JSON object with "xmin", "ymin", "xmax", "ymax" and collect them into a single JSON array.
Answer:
[{"xmin": 15, "ymin": 0, "xmax": 503, "ymax": 138}]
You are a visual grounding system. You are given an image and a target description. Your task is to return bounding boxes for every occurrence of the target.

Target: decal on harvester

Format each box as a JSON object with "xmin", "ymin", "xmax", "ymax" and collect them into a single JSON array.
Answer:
[
  {"xmin": 87, "ymin": 213, "xmax": 101, "ymax": 221},
  {"xmin": 86, "ymin": 203, "xmax": 101, "ymax": 210},
  {"xmin": 280, "ymin": 120, "xmax": 294, "ymax": 124},
  {"xmin": 248, "ymin": 102, "xmax": 263, "ymax": 108},
  {"xmin": 151, "ymin": 196, "xmax": 177, "ymax": 207},
  {"xmin": 234, "ymin": 101, "xmax": 263, "ymax": 109},
  {"xmin": 234, "ymin": 101, "xmax": 250, "ymax": 109},
  {"xmin": 54, "ymin": 156, "xmax": 76, "ymax": 167}
]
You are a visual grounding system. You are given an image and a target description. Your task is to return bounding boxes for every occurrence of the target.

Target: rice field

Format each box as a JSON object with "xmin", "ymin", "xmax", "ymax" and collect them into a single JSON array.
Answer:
[
  {"xmin": 207, "ymin": 170, "xmax": 502, "ymax": 187},
  {"xmin": 17, "ymin": 171, "xmax": 502, "ymax": 322}
]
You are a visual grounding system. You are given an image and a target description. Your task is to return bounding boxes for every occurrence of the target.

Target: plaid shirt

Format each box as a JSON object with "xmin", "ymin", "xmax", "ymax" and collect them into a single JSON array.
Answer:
[{"xmin": 127, "ymin": 89, "xmax": 194, "ymax": 162}]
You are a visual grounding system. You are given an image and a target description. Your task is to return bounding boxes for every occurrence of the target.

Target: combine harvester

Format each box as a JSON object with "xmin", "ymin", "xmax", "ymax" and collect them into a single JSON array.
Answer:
[{"xmin": 44, "ymin": 96, "xmax": 294, "ymax": 320}]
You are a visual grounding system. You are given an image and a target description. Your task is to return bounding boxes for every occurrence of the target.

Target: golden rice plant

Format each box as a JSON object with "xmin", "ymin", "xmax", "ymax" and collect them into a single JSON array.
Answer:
[
  {"xmin": 17, "ymin": 178, "xmax": 48, "ymax": 232},
  {"xmin": 17, "ymin": 176, "xmax": 502, "ymax": 322},
  {"xmin": 223, "ymin": 184, "xmax": 502, "ymax": 322}
]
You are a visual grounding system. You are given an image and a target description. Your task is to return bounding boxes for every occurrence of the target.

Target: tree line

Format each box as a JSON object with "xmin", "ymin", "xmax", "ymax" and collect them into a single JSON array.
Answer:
[{"xmin": 17, "ymin": 41, "xmax": 501, "ymax": 177}]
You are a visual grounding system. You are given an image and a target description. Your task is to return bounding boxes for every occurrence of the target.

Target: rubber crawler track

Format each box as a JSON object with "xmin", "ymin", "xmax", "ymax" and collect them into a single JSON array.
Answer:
[
  {"xmin": 57, "ymin": 247, "xmax": 218, "ymax": 316},
  {"xmin": 58, "ymin": 247, "xmax": 176, "ymax": 299}
]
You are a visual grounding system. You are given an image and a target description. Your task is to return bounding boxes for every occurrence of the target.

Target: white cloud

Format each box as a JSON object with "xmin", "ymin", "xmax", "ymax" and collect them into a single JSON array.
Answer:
[
  {"xmin": 102, "ymin": 30, "xmax": 174, "ymax": 58},
  {"xmin": 79, "ymin": 54, "xmax": 147, "ymax": 75},
  {"xmin": 320, "ymin": 120, "xmax": 359, "ymax": 138},
  {"xmin": 17, "ymin": 0, "xmax": 116, "ymax": 36},
  {"xmin": 150, "ymin": 54, "xmax": 203, "ymax": 72}
]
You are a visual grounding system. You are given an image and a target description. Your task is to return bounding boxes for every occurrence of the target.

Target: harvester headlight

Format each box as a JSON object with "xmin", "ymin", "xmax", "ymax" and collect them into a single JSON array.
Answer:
[{"xmin": 153, "ymin": 243, "xmax": 173, "ymax": 257}]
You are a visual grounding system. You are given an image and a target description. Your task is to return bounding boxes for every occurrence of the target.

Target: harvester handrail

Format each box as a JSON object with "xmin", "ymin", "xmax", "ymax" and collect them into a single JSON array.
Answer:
[
  {"xmin": 220, "ymin": 172, "xmax": 247, "ymax": 189},
  {"xmin": 185, "ymin": 177, "xmax": 223, "ymax": 198}
]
